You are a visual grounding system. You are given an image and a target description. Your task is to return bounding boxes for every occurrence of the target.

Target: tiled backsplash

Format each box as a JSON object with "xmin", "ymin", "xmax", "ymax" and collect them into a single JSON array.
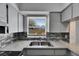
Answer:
[
  {"xmin": 0, "ymin": 34, "xmax": 13, "ymax": 40},
  {"xmin": 46, "ymin": 32, "xmax": 69, "ymax": 42},
  {"xmin": 13, "ymin": 32, "xmax": 69, "ymax": 42},
  {"xmin": 13, "ymin": 32, "xmax": 27, "ymax": 40},
  {"xmin": 0, "ymin": 33, "xmax": 13, "ymax": 48}
]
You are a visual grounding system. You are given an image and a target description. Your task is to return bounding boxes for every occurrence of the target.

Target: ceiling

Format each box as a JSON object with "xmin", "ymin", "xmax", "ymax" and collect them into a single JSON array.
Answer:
[{"xmin": 16, "ymin": 3, "xmax": 70, "ymax": 12}]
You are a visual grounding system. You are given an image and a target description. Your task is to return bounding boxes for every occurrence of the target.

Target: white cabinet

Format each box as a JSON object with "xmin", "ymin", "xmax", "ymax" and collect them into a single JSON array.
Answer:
[
  {"xmin": 23, "ymin": 48, "xmax": 69, "ymax": 56},
  {"xmin": 18, "ymin": 13, "xmax": 23, "ymax": 32},
  {"xmin": 62, "ymin": 4, "xmax": 72, "ymax": 22},
  {"xmin": 55, "ymin": 50, "xmax": 67, "ymax": 56},
  {"xmin": 0, "ymin": 3, "xmax": 6, "ymax": 22},
  {"xmin": 62, "ymin": 3, "xmax": 79, "ymax": 22},
  {"xmin": 73, "ymin": 3, "xmax": 79, "ymax": 18},
  {"xmin": 8, "ymin": 4, "xmax": 18, "ymax": 33},
  {"xmin": 26, "ymin": 50, "xmax": 54, "ymax": 56}
]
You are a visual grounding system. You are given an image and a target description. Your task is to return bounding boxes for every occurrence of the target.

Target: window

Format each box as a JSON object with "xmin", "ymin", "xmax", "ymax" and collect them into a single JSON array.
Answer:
[{"xmin": 27, "ymin": 16, "xmax": 49, "ymax": 37}]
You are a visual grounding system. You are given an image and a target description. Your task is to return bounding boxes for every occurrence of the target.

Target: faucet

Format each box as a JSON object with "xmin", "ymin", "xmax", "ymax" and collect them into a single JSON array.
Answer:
[
  {"xmin": 39, "ymin": 37, "xmax": 48, "ymax": 42},
  {"xmin": 39, "ymin": 37, "xmax": 42, "ymax": 41}
]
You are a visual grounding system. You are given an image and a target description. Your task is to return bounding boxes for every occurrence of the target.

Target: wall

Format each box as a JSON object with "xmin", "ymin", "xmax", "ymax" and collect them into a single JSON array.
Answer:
[
  {"xmin": 70, "ymin": 21, "xmax": 76, "ymax": 44},
  {"xmin": 70, "ymin": 19, "xmax": 79, "ymax": 45},
  {"xmin": 76, "ymin": 20, "xmax": 79, "ymax": 45},
  {"xmin": 50, "ymin": 12, "xmax": 69, "ymax": 32},
  {"xmin": 23, "ymin": 11, "xmax": 49, "ymax": 33},
  {"xmin": 50, "ymin": 13, "xmax": 61, "ymax": 32},
  {"xmin": 23, "ymin": 12, "xmax": 69, "ymax": 33}
]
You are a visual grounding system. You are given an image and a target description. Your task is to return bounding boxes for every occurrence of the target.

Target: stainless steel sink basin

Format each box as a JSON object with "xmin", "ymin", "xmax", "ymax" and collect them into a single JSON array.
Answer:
[
  {"xmin": 29, "ymin": 41, "xmax": 53, "ymax": 46},
  {"xmin": 30, "ymin": 42, "xmax": 39, "ymax": 46},
  {"xmin": 41, "ymin": 42, "xmax": 51, "ymax": 46}
]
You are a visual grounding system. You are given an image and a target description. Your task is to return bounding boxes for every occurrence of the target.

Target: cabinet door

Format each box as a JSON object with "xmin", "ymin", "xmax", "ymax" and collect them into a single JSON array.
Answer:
[
  {"xmin": 23, "ymin": 49, "xmax": 54, "ymax": 56},
  {"xmin": 55, "ymin": 50, "xmax": 67, "ymax": 56},
  {"xmin": 62, "ymin": 4, "xmax": 72, "ymax": 22},
  {"xmin": 50, "ymin": 13, "xmax": 69, "ymax": 32},
  {"xmin": 8, "ymin": 5, "xmax": 18, "ymax": 33},
  {"xmin": 70, "ymin": 52, "xmax": 78, "ymax": 56},
  {"xmin": 0, "ymin": 3, "xmax": 6, "ymax": 22},
  {"xmin": 18, "ymin": 13, "xmax": 23, "ymax": 32},
  {"xmin": 73, "ymin": 3, "xmax": 79, "ymax": 18}
]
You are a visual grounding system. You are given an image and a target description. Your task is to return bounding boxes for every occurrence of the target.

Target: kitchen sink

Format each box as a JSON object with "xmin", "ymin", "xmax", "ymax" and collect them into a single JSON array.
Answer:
[
  {"xmin": 30, "ymin": 42, "xmax": 39, "ymax": 46},
  {"xmin": 29, "ymin": 41, "xmax": 53, "ymax": 46},
  {"xmin": 41, "ymin": 42, "xmax": 51, "ymax": 46}
]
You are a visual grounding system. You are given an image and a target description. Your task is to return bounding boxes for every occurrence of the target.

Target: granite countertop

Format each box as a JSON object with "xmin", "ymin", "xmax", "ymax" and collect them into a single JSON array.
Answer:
[
  {"xmin": 0, "ymin": 39, "xmax": 79, "ymax": 55},
  {"xmin": 59, "ymin": 40, "xmax": 79, "ymax": 55},
  {"xmin": 0, "ymin": 40, "xmax": 67, "ymax": 51},
  {"xmin": 68, "ymin": 43, "xmax": 79, "ymax": 55}
]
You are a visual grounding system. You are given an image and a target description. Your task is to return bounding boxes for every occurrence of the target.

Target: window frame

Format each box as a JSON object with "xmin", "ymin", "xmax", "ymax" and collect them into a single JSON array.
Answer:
[{"xmin": 27, "ymin": 15, "xmax": 49, "ymax": 38}]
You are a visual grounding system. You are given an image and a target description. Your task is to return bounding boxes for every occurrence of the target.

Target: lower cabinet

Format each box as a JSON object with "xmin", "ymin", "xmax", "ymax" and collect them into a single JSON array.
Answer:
[
  {"xmin": 0, "ymin": 48, "xmax": 77, "ymax": 56},
  {"xmin": 26, "ymin": 50, "xmax": 54, "ymax": 56},
  {"xmin": 0, "ymin": 51, "xmax": 21, "ymax": 56},
  {"xmin": 22, "ymin": 48, "xmax": 70, "ymax": 56},
  {"xmin": 54, "ymin": 50, "xmax": 67, "ymax": 56}
]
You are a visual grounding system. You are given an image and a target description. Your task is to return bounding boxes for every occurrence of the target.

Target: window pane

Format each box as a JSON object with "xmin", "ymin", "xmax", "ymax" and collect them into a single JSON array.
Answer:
[{"xmin": 28, "ymin": 17, "xmax": 46, "ymax": 36}]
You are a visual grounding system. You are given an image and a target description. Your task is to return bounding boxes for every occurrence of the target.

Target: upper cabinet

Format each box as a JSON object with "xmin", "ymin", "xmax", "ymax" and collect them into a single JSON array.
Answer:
[
  {"xmin": 0, "ymin": 3, "xmax": 7, "ymax": 23},
  {"xmin": 61, "ymin": 3, "xmax": 79, "ymax": 22},
  {"xmin": 73, "ymin": 3, "xmax": 79, "ymax": 18},
  {"xmin": 8, "ymin": 4, "xmax": 18, "ymax": 33},
  {"xmin": 61, "ymin": 4, "xmax": 72, "ymax": 22},
  {"xmin": 18, "ymin": 13, "xmax": 23, "ymax": 32},
  {"xmin": 50, "ymin": 13, "xmax": 70, "ymax": 32}
]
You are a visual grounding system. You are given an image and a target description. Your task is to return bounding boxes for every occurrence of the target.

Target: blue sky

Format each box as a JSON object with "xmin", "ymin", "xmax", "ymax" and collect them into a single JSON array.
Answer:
[{"xmin": 34, "ymin": 19, "xmax": 46, "ymax": 26}]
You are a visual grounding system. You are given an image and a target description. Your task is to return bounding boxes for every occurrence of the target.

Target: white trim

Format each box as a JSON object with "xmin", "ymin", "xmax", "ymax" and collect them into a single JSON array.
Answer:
[
  {"xmin": 47, "ymin": 13, "xmax": 50, "ymax": 32},
  {"xmin": 19, "ymin": 11, "xmax": 49, "ymax": 15},
  {"xmin": 27, "ymin": 14, "xmax": 49, "ymax": 38},
  {"xmin": 8, "ymin": 3, "xmax": 19, "ymax": 12},
  {"xmin": 27, "ymin": 16, "xmax": 47, "ymax": 36},
  {"xmin": 27, "ymin": 16, "xmax": 29, "ymax": 36}
]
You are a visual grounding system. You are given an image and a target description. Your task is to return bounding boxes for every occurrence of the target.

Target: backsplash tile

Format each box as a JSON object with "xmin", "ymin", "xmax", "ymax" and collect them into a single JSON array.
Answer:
[{"xmin": 46, "ymin": 32, "xmax": 69, "ymax": 42}]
